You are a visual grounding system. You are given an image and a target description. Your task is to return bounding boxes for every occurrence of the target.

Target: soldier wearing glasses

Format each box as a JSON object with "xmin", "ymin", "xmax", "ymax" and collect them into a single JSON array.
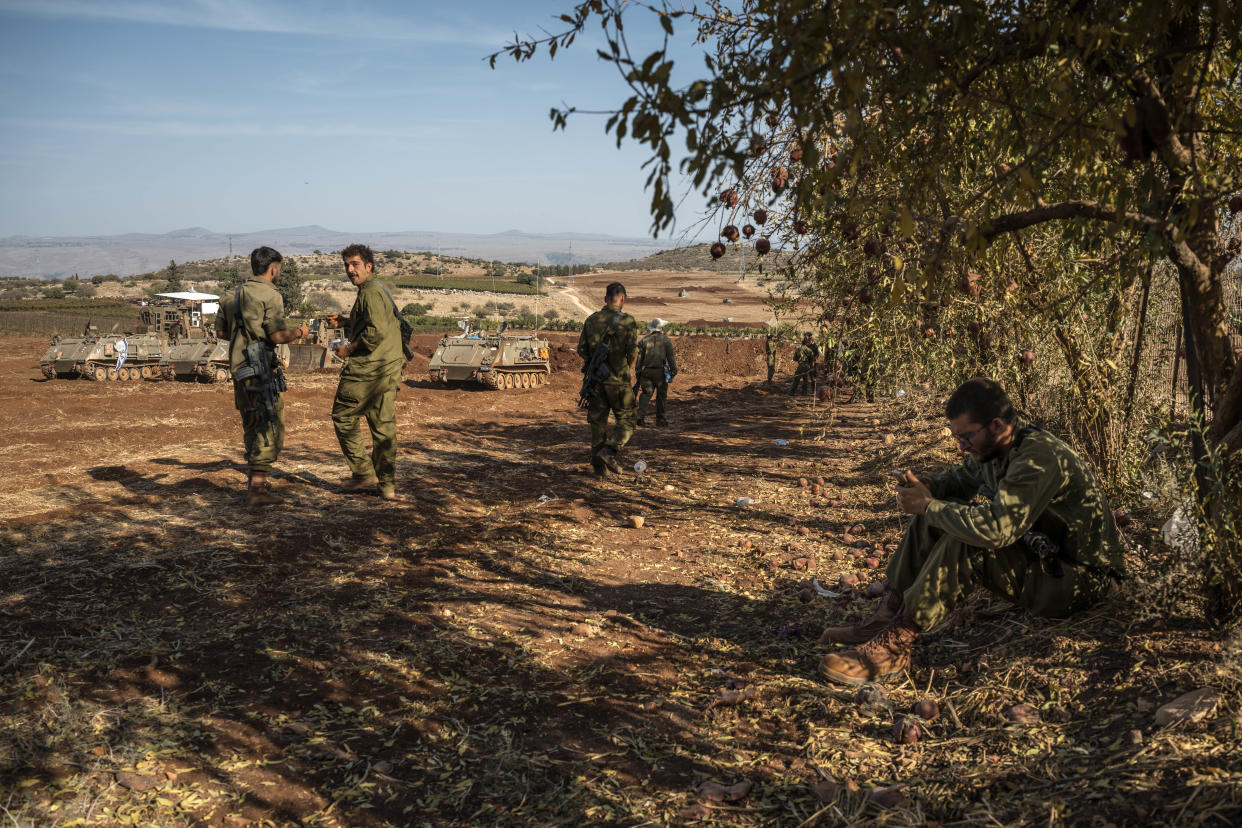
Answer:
[{"xmin": 818, "ymin": 378, "xmax": 1125, "ymax": 686}]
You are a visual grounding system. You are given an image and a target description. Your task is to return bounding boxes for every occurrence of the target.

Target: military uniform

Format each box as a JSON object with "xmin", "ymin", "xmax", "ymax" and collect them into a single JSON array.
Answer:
[
  {"xmin": 765, "ymin": 335, "xmax": 780, "ymax": 382},
  {"xmin": 636, "ymin": 330, "xmax": 677, "ymax": 424},
  {"xmin": 888, "ymin": 422, "xmax": 1125, "ymax": 631},
  {"xmin": 332, "ymin": 280, "xmax": 404, "ymax": 496},
  {"xmin": 216, "ymin": 277, "xmax": 288, "ymax": 472},
  {"xmin": 578, "ymin": 305, "xmax": 640, "ymax": 470},
  {"xmin": 790, "ymin": 339, "xmax": 819, "ymax": 396}
]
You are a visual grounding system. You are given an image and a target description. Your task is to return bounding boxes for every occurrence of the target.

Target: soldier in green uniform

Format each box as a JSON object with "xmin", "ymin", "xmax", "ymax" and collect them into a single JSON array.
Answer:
[
  {"xmin": 578, "ymin": 282, "xmax": 640, "ymax": 476},
  {"xmin": 765, "ymin": 331, "xmax": 781, "ymax": 383},
  {"xmin": 819, "ymin": 378, "xmax": 1125, "ymax": 685},
  {"xmin": 636, "ymin": 318, "xmax": 678, "ymax": 426},
  {"xmin": 330, "ymin": 244, "xmax": 405, "ymax": 500},
  {"xmin": 216, "ymin": 246, "xmax": 310, "ymax": 506},
  {"xmin": 790, "ymin": 332, "xmax": 819, "ymax": 396}
]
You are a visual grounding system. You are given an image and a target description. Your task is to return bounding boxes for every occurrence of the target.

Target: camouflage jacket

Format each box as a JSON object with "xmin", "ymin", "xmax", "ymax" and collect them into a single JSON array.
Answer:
[
  {"xmin": 794, "ymin": 342, "xmax": 819, "ymax": 365},
  {"xmin": 637, "ymin": 331, "xmax": 678, "ymax": 377},
  {"xmin": 925, "ymin": 420, "xmax": 1125, "ymax": 577},
  {"xmin": 577, "ymin": 305, "xmax": 639, "ymax": 386}
]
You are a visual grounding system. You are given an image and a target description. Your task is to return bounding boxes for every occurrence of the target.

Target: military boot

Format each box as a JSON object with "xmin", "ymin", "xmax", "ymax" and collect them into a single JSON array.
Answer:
[
  {"xmin": 600, "ymin": 447, "xmax": 623, "ymax": 474},
  {"xmin": 819, "ymin": 611, "xmax": 920, "ymax": 686},
  {"xmin": 246, "ymin": 472, "xmax": 283, "ymax": 507},
  {"xmin": 819, "ymin": 588, "xmax": 902, "ymax": 645},
  {"xmin": 341, "ymin": 475, "xmax": 379, "ymax": 493}
]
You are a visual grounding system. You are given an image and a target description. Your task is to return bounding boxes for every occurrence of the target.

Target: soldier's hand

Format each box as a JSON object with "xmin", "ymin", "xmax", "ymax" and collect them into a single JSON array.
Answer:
[
  {"xmin": 334, "ymin": 343, "xmax": 353, "ymax": 359},
  {"xmin": 297, "ymin": 324, "xmax": 311, "ymax": 340},
  {"xmin": 895, "ymin": 471, "xmax": 933, "ymax": 515}
]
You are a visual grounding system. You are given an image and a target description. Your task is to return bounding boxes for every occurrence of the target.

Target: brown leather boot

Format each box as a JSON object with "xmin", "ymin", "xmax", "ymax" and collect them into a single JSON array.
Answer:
[
  {"xmin": 341, "ymin": 475, "xmax": 379, "ymax": 493},
  {"xmin": 246, "ymin": 472, "xmax": 283, "ymax": 507},
  {"xmin": 819, "ymin": 611, "xmax": 920, "ymax": 686},
  {"xmin": 819, "ymin": 588, "xmax": 902, "ymax": 645}
]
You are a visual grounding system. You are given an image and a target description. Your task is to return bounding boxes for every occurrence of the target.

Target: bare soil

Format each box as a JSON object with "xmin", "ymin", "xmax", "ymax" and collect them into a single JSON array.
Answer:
[{"xmin": 1, "ymin": 335, "xmax": 1238, "ymax": 826}]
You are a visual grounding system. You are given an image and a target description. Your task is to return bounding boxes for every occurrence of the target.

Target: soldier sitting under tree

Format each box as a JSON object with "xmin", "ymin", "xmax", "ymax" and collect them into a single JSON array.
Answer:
[
  {"xmin": 790, "ymin": 332, "xmax": 819, "ymax": 396},
  {"xmin": 819, "ymin": 378, "xmax": 1126, "ymax": 685},
  {"xmin": 636, "ymin": 318, "xmax": 677, "ymax": 426}
]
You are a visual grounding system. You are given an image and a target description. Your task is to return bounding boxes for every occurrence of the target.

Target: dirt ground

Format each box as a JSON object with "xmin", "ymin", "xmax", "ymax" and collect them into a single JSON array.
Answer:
[{"xmin": 1, "ymin": 335, "xmax": 1239, "ymax": 826}]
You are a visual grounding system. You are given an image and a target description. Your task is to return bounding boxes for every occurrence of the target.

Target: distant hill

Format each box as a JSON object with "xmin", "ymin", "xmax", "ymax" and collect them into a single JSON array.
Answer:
[
  {"xmin": 0, "ymin": 225, "xmax": 681, "ymax": 280},
  {"xmin": 597, "ymin": 242, "xmax": 791, "ymax": 273}
]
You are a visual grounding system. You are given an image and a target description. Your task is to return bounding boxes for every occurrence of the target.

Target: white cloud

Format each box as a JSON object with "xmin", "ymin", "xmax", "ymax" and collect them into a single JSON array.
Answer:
[{"xmin": 0, "ymin": 0, "xmax": 505, "ymax": 45}]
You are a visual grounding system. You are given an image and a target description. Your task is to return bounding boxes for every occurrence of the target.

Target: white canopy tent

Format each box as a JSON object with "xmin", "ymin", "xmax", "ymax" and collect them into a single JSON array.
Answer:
[{"xmin": 154, "ymin": 291, "xmax": 219, "ymax": 316}]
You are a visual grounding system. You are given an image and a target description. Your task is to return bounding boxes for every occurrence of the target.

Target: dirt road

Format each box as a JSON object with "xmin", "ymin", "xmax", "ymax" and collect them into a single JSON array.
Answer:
[{"xmin": 0, "ymin": 336, "xmax": 1228, "ymax": 826}]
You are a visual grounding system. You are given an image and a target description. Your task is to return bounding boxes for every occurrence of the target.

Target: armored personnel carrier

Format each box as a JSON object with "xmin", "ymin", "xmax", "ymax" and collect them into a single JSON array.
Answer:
[
  {"xmin": 427, "ymin": 322, "xmax": 551, "ymax": 389},
  {"xmin": 40, "ymin": 329, "xmax": 164, "ymax": 380},
  {"xmin": 40, "ymin": 335, "xmax": 98, "ymax": 379},
  {"xmin": 160, "ymin": 337, "xmax": 231, "ymax": 382}
]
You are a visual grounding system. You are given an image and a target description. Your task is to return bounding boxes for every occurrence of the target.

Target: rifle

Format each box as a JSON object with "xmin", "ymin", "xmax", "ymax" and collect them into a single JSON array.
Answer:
[
  {"xmin": 228, "ymin": 286, "xmax": 286, "ymax": 443},
  {"xmin": 578, "ymin": 311, "xmax": 622, "ymax": 409}
]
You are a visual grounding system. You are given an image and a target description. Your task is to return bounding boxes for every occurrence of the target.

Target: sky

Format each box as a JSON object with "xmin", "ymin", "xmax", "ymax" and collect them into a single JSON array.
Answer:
[{"xmin": 0, "ymin": 0, "xmax": 712, "ymax": 241}]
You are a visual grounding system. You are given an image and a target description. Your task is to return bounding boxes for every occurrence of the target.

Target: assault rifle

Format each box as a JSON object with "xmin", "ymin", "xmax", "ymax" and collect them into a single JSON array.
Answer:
[
  {"xmin": 228, "ymin": 285, "xmax": 287, "ymax": 444},
  {"xmin": 578, "ymin": 312, "xmax": 622, "ymax": 409},
  {"xmin": 233, "ymin": 340, "xmax": 286, "ymax": 438}
]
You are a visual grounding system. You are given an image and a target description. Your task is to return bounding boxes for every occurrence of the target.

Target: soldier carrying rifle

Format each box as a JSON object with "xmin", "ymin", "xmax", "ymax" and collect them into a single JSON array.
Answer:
[{"xmin": 216, "ymin": 247, "xmax": 309, "ymax": 506}]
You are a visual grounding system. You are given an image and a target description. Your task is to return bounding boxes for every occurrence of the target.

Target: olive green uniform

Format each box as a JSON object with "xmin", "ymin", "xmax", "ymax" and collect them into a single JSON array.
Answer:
[
  {"xmin": 216, "ymin": 277, "xmax": 288, "ymax": 473},
  {"xmin": 636, "ymin": 330, "xmax": 678, "ymax": 423},
  {"xmin": 765, "ymin": 336, "xmax": 780, "ymax": 382},
  {"xmin": 790, "ymin": 341, "xmax": 819, "ymax": 395},
  {"xmin": 332, "ymin": 280, "xmax": 404, "ymax": 494},
  {"xmin": 578, "ymin": 305, "xmax": 640, "ymax": 467},
  {"xmin": 888, "ymin": 422, "xmax": 1125, "ymax": 631}
]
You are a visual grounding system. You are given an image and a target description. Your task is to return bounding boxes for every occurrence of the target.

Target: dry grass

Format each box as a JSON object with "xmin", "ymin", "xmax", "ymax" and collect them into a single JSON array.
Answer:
[{"xmin": 1, "ymin": 380, "xmax": 1239, "ymax": 826}]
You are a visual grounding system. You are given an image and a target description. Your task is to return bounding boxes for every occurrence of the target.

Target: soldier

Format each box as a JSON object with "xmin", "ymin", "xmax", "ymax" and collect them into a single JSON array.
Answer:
[
  {"xmin": 216, "ymin": 246, "xmax": 310, "ymax": 506},
  {"xmin": 818, "ymin": 378, "xmax": 1125, "ymax": 685},
  {"xmin": 167, "ymin": 317, "xmax": 186, "ymax": 345},
  {"xmin": 635, "ymin": 318, "xmax": 678, "ymax": 426},
  {"xmin": 578, "ymin": 281, "xmax": 640, "ymax": 476},
  {"xmin": 789, "ymin": 332, "xmax": 819, "ymax": 396},
  {"xmin": 331, "ymin": 244, "xmax": 404, "ymax": 500},
  {"xmin": 765, "ymin": 330, "xmax": 780, "ymax": 383}
]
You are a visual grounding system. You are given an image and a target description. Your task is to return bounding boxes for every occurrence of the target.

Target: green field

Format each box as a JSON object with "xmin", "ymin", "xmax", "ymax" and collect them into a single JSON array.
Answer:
[
  {"xmin": 0, "ymin": 299, "xmax": 137, "ymax": 316},
  {"xmin": 393, "ymin": 277, "xmax": 544, "ymax": 295}
]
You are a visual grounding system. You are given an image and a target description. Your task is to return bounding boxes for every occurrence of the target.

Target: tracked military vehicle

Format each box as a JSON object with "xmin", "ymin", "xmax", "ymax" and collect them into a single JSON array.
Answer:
[
  {"xmin": 427, "ymin": 322, "xmax": 551, "ymax": 389},
  {"xmin": 160, "ymin": 337, "xmax": 231, "ymax": 382},
  {"xmin": 41, "ymin": 335, "xmax": 99, "ymax": 379},
  {"xmin": 40, "ymin": 329, "xmax": 164, "ymax": 380}
]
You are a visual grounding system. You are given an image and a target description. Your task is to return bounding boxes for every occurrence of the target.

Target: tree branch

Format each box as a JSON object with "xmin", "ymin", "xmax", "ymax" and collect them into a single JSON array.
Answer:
[{"xmin": 979, "ymin": 200, "xmax": 1162, "ymax": 239}]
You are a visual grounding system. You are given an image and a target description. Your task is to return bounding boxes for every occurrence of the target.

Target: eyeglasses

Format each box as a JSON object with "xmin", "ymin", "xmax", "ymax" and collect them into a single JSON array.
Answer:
[{"xmin": 954, "ymin": 426, "xmax": 984, "ymax": 447}]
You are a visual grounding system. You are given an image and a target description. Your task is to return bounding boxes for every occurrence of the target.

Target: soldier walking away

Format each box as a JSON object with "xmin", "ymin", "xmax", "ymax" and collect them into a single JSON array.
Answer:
[
  {"xmin": 765, "ymin": 330, "xmax": 781, "ymax": 383},
  {"xmin": 818, "ymin": 378, "xmax": 1125, "ymax": 685},
  {"xmin": 790, "ymin": 332, "xmax": 819, "ymax": 396},
  {"xmin": 114, "ymin": 333, "xmax": 128, "ymax": 377},
  {"xmin": 216, "ymin": 246, "xmax": 310, "ymax": 506},
  {"xmin": 331, "ymin": 244, "xmax": 405, "ymax": 500},
  {"xmin": 578, "ymin": 282, "xmax": 640, "ymax": 476},
  {"xmin": 636, "ymin": 318, "xmax": 678, "ymax": 426}
]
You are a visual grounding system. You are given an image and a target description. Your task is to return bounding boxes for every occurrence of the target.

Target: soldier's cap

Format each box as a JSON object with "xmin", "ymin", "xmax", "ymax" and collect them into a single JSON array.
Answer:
[{"xmin": 647, "ymin": 318, "xmax": 668, "ymax": 331}]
